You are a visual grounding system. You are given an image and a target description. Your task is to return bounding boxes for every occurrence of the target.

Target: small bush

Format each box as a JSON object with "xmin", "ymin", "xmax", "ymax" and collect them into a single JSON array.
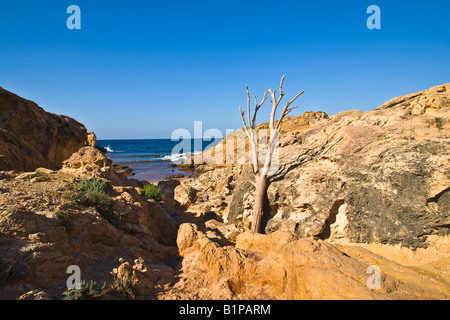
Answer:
[
  {"xmin": 86, "ymin": 190, "xmax": 112, "ymax": 213},
  {"xmin": 63, "ymin": 190, "xmax": 82, "ymax": 206},
  {"xmin": 62, "ymin": 280, "xmax": 106, "ymax": 300},
  {"xmin": 112, "ymin": 273, "xmax": 135, "ymax": 299},
  {"xmin": 142, "ymin": 184, "xmax": 162, "ymax": 201},
  {"xmin": 78, "ymin": 177, "xmax": 107, "ymax": 193},
  {"xmin": 55, "ymin": 210, "xmax": 72, "ymax": 232}
]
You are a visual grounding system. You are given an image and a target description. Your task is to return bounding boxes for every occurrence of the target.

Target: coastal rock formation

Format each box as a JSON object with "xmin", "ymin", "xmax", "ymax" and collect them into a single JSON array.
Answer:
[
  {"xmin": 186, "ymin": 83, "xmax": 449, "ymax": 250},
  {"xmin": 0, "ymin": 167, "xmax": 178, "ymax": 299},
  {"xmin": 174, "ymin": 184, "xmax": 197, "ymax": 208},
  {"xmin": 1, "ymin": 84, "xmax": 449, "ymax": 300},
  {"xmin": 160, "ymin": 83, "xmax": 450, "ymax": 299},
  {"xmin": 0, "ymin": 86, "xmax": 179, "ymax": 299},
  {"xmin": 262, "ymin": 83, "xmax": 450, "ymax": 248},
  {"xmin": 60, "ymin": 146, "xmax": 131, "ymax": 186},
  {"xmin": 0, "ymin": 86, "xmax": 92, "ymax": 171},
  {"xmin": 159, "ymin": 223, "xmax": 449, "ymax": 300}
]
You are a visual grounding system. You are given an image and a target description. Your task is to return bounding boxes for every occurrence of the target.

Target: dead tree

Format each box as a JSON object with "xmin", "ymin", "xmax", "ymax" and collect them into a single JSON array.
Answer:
[{"xmin": 239, "ymin": 75, "xmax": 304, "ymax": 233}]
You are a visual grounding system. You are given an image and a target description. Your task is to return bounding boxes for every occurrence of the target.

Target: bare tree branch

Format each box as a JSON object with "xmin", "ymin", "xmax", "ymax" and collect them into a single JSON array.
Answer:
[
  {"xmin": 251, "ymin": 91, "xmax": 268, "ymax": 127},
  {"xmin": 276, "ymin": 90, "xmax": 304, "ymax": 130},
  {"xmin": 239, "ymin": 106, "xmax": 248, "ymax": 130},
  {"xmin": 239, "ymin": 106, "xmax": 259, "ymax": 174},
  {"xmin": 277, "ymin": 75, "xmax": 285, "ymax": 106},
  {"xmin": 246, "ymin": 85, "xmax": 251, "ymax": 131}
]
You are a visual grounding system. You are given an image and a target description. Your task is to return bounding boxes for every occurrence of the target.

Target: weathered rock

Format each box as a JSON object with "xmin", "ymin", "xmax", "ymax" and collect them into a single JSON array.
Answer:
[
  {"xmin": 174, "ymin": 184, "xmax": 197, "ymax": 208},
  {"xmin": 59, "ymin": 146, "xmax": 137, "ymax": 187},
  {"xmin": 0, "ymin": 168, "xmax": 178, "ymax": 299},
  {"xmin": 15, "ymin": 172, "xmax": 37, "ymax": 180},
  {"xmin": 0, "ymin": 87, "xmax": 89, "ymax": 171},
  {"xmin": 279, "ymin": 133, "xmax": 298, "ymax": 147},
  {"xmin": 168, "ymin": 224, "xmax": 449, "ymax": 300},
  {"xmin": 157, "ymin": 179, "xmax": 181, "ymax": 208},
  {"xmin": 224, "ymin": 83, "xmax": 450, "ymax": 249},
  {"xmin": 35, "ymin": 168, "xmax": 57, "ymax": 175},
  {"xmin": 18, "ymin": 290, "xmax": 51, "ymax": 300},
  {"xmin": 111, "ymin": 257, "xmax": 155, "ymax": 297},
  {"xmin": 86, "ymin": 132, "xmax": 97, "ymax": 147}
]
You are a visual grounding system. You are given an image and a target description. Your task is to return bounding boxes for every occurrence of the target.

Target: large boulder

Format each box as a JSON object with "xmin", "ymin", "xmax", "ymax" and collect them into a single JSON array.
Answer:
[
  {"xmin": 0, "ymin": 86, "xmax": 91, "ymax": 171},
  {"xmin": 60, "ymin": 146, "xmax": 134, "ymax": 186}
]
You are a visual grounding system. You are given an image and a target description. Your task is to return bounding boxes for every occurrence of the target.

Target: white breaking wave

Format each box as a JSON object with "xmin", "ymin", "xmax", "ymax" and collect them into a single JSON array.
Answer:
[
  {"xmin": 160, "ymin": 151, "xmax": 202, "ymax": 163},
  {"xmin": 160, "ymin": 153, "xmax": 188, "ymax": 162},
  {"xmin": 105, "ymin": 146, "xmax": 115, "ymax": 152}
]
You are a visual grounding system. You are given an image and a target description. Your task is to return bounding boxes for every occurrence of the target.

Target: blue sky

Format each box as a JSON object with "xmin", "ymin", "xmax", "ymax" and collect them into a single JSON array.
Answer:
[{"xmin": 1, "ymin": 0, "xmax": 449, "ymax": 139}]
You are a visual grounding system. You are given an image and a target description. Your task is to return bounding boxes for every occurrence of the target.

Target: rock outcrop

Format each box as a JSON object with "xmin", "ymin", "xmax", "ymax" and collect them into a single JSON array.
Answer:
[
  {"xmin": 0, "ymin": 88, "xmax": 180, "ymax": 299},
  {"xmin": 159, "ymin": 223, "xmax": 449, "ymax": 300},
  {"xmin": 0, "ymin": 165, "xmax": 178, "ymax": 299},
  {"xmin": 263, "ymin": 83, "xmax": 450, "ymax": 248},
  {"xmin": 182, "ymin": 83, "xmax": 450, "ymax": 250},
  {"xmin": 159, "ymin": 83, "xmax": 450, "ymax": 300},
  {"xmin": 1, "ymin": 84, "xmax": 449, "ymax": 300},
  {"xmin": 60, "ymin": 146, "xmax": 132, "ymax": 186},
  {"xmin": 0, "ymin": 86, "xmax": 92, "ymax": 171}
]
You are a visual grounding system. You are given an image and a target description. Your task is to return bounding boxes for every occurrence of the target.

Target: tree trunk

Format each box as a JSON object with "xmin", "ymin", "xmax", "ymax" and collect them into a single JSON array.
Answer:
[{"xmin": 251, "ymin": 174, "xmax": 269, "ymax": 233}]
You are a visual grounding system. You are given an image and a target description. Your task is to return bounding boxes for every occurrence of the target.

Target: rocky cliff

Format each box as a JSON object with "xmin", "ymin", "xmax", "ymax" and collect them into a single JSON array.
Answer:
[
  {"xmin": 0, "ymin": 88, "xmax": 179, "ymax": 299},
  {"xmin": 177, "ymin": 83, "xmax": 450, "ymax": 249},
  {"xmin": 0, "ymin": 87, "xmax": 92, "ymax": 171}
]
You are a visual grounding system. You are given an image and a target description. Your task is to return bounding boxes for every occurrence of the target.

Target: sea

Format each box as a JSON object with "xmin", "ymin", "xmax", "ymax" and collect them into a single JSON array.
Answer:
[{"xmin": 97, "ymin": 139, "xmax": 221, "ymax": 182}]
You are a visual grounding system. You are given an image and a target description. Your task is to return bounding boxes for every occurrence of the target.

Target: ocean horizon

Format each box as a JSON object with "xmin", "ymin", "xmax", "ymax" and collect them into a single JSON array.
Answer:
[{"xmin": 97, "ymin": 138, "xmax": 221, "ymax": 182}]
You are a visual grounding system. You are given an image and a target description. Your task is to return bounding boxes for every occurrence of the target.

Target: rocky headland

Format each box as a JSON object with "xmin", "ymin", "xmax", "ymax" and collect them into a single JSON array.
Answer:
[{"xmin": 0, "ymin": 84, "xmax": 449, "ymax": 300}]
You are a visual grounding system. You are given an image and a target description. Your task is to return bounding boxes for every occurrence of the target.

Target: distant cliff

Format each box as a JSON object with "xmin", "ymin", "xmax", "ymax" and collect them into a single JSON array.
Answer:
[{"xmin": 0, "ymin": 87, "xmax": 91, "ymax": 171}]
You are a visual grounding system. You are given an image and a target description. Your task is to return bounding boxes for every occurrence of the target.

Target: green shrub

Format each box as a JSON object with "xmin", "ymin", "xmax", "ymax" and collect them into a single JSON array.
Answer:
[
  {"xmin": 62, "ymin": 280, "xmax": 106, "ymax": 300},
  {"xmin": 86, "ymin": 190, "xmax": 112, "ymax": 213},
  {"xmin": 112, "ymin": 273, "xmax": 134, "ymax": 299},
  {"xmin": 142, "ymin": 184, "xmax": 162, "ymax": 201},
  {"xmin": 63, "ymin": 190, "xmax": 82, "ymax": 206},
  {"xmin": 78, "ymin": 177, "xmax": 107, "ymax": 193},
  {"xmin": 55, "ymin": 210, "xmax": 72, "ymax": 232},
  {"xmin": 63, "ymin": 178, "xmax": 107, "ymax": 207}
]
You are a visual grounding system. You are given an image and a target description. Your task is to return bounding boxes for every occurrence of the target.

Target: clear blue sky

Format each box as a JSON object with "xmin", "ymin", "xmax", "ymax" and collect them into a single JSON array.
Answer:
[{"xmin": 1, "ymin": 0, "xmax": 449, "ymax": 139}]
